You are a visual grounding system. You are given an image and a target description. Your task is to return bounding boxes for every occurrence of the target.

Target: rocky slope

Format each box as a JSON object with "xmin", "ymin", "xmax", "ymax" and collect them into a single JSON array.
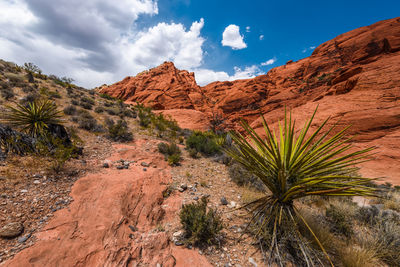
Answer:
[{"xmin": 101, "ymin": 17, "xmax": 400, "ymax": 184}]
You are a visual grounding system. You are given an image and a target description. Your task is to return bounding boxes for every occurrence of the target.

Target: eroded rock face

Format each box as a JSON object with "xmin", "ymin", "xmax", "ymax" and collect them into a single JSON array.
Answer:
[
  {"xmin": 3, "ymin": 140, "xmax": 212, "ymax": 267},
  {"xmin": 100, "ymin": 62, "xmax": 205, "ymax": 111},
  {"xmin": 100, "ymin": 17, "xmax": 400, "ymax": 183}
]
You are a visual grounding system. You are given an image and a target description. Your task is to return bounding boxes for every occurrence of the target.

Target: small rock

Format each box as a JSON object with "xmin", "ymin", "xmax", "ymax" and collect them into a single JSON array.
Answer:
[
  {"xmin": 249, "ymin": 257, "xmax": 257, "ymax": 267},
  {"xmin": 228, "ymin": 201, "xmax": 237, "ymax": 208},
  {"xmin": 123, "ymin": 165, "xmax": 129, "ymax": 169},
  {"xmin": 116, "ymin": 166, "xmax": 124, "ymax": 170},
  {"xmin": 32, "ymin": 174, "xmax": 43, "ymax": 178},
  {"xmin": 33, "ymin": 180, "xmax": 40, "ymax": 184},
  {"xmin": 1, "ymin": 194, "xmax": 7, "ymax": 198},
  {"xmin": 173, "ymin": 231, "xmax": 183, "ymax": 238},
  {"xmin": 128, "ymin": 225, "xmax": 137, "ymax": 232},
  {"xmin": 141, "ymin": 162, "xmax": 150, "ymax": 167},
  {"xmin": 0, "ymin": 222, "xmax": 24, "ymax": 238},
  {"xmin": 102, "ymin": 163, "xmax": 109, "ymax": 168},
  {"xmin": 143, "ymin": 168, "xmax": 147, "ymax": 171},
  {"xmin": 180, "ymin": 184, "xmax": 188, "ymax": 190},
  {"xmin": 220, "ymin": 197, "xmax": 228, "ymax": 205},
  {"xmin": 15, "ymin": 213, "xmax": 22, "ymax": 218},
  {"xmin": 193, "ymin": 197, "xmax": 199, "ymax": 201},
  {"xmin": 17, "ymin": 233, "xmax": 31, "ymax": 243},
  {"xmin": 20, "ymin": 190, "xmax": 28, "ymax": 193},
  {"xmin": 174, "ymin": 241, "xmax": 184, "ymax": 246}
]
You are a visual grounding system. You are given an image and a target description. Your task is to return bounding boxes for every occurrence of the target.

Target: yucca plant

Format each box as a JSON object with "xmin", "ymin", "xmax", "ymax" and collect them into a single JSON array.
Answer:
[
  {"xmin": 2, "ymin": 100, "xmax": 63, "ymax": 138},
  {"xmin": 223, "ymin": 108, "xmax": 378, "ymax": 266}
]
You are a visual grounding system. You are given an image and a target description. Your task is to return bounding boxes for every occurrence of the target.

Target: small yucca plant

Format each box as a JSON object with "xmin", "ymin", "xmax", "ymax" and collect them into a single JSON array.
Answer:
[
  {"xmin": 2, "ymin": 100, "xmax": 63, "ymax": 138},
  {"xmin": 224, "ymin": 108, "xmax": 377, "ymax": 266}
]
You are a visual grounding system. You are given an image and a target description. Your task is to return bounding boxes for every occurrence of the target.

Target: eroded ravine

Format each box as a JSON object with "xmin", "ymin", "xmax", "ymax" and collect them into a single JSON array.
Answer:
[{"xmin": 2, "ymin": 139, "xmax": 212, "ymax": 267}]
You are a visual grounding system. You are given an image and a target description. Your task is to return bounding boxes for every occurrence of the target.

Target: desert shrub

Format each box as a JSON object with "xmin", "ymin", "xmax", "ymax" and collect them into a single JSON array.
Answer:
[
  {"xmin": 0, "ymin": 87, "xmax": 15, "ymax": 100},
  {"xmin": 228, "ymin": 162, "xmax": 265, "ymax": 191},
  {"xmin": 2, "ymin": 99, "xmax": 63, "ymax": 138},
  {"xmin": 104, "ymin": 101, "xmax": 114, "ymax": 107},
  {"xmin": 222, "ymin": 108, "xmax": 377, "ymax": 265},
  {"xmin": 4, "ymin": 72, "xmax": 24, "ymax": 85},
  {"xmin": 105, "ymin": 119, "xmax": 133, "ymax": 142},
  {"xmin": 122, "ymin": 109, "xmax": 135, "ymax": 118},
  {"xmin": 0, "ymin": 124, "xmax": 36, "ymax": 156},
  {"xmin": 80, "ymin": 96, "xmax": 95, "ymax": 105},
  {"xmin": 138, "ymin": 105, "xmax": 152, "ymax": 127},
  {"xmin": 158, "ymin": 142, "xmax": 181, "ymax": 166},
  {"xmin": 325, "ymin": 204, "xmax": 354, "ymax": 237},
  {"xmin": 79, "ymin": 101, "xmax": 93, "ymax": 110},
  {"xmin": 63, "ymin": 105, "xmax": 77, "ymax": 115},
  {"xmin": 21, "ymin": 85, "xmax": 36, "ymax": 93},
  {"xmin": 99, "ymin": 93, "xmax": 117, "ymax": 100},
  {"xmin": 77, "ymin": 112, "xmax": 103, "ymax": 132},
  {"xmin": 88, "ymin": 90, "xmax": 95, "ymax": 95},
  {"xmin": 71, "ymin": 99, "xmax": 79, "ymax": 106},
  {"xmin": 179, "ymin": 196, "xmax": 223, "ymax": 246},
  {"xmin": 21, "ymin": 93, "xmax": 40, "ymax": 104},
  {"xmin": 106, "ymin": 108, "xmax": 119, "ymax": 116},
  {"xmin": 94, "ymin": 106, "xmax": 105, "ymax": 113},
  {"xmin": 186, "ymin": 131, "xmax": 220, "ymax": 157}
]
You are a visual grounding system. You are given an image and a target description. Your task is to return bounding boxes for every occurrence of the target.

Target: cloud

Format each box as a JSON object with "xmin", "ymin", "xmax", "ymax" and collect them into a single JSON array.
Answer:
[
  {"xmin": 221, "ymin": 24, "xmax": 247, "ymax": 50},
  {"xmin": 259, "ymin": 35, "xmax": 264, "ymax": 40},
  {"xmin": 302, "ymin": 45, "xmax": 316, "ymax": 53},
  {"xmin": 246, "ymin": 26, "xmax": 251, "ymax": 32},
  {"xmin": 0, "ymin": 0, "xmax": 210, "ymax": 88},
  {"xmin": 194, "ymin": 65, "xmax": 263, "ymax": 86},
  {"xmin": 261, "ymin": 58, "xmax": 276, "ymax": 66}
]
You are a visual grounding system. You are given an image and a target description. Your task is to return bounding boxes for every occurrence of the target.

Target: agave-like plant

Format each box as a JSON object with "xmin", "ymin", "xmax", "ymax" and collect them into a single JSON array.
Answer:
[
  {"xmin": 224, "ymin": 108, "xmax": 377, "ymax": 266},
  {"xmin": 2, "ymin": 100, "xmax": 63, "ymax": 138}
]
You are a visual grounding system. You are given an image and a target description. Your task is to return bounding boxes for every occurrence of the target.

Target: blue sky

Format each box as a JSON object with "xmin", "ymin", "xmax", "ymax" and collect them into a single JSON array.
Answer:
[{"xmin": 0, "ymin": 0, "xmax": 399, "ymax": 87}]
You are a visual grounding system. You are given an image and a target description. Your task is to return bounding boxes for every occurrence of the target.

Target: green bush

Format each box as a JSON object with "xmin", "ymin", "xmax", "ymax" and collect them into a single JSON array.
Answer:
[
  {"xmin": 80, "ymin": 96, "xmax": 95, "ymax": 105},
  {"xmin": 76, "ymin": 111, "xmax": 103, "ymax": 132},
  {"xmin": 105, "ymin": 119, "xmax": 133, "ymax": 142},
  {"xmin": 63, "ymin": 105, "xmax": 77, "ymax": 115},
  {"xmin": 94, "ymin": 106, "xmax": 105, "ymax": 113},
  {"xmin": 99, "ymin": 93, "xmax": 117, "ymax": 101},
  {"xmin": 186, "ymin": 131, "xmax": 220, "ymax": 156},
  {"xmin": 79, "ymin": 101, "xmax": 93, "ymax": 110},
  {"xmin": 158, "ymin": 142, "xmax": 181, "ymax": 166},
  {"xmin": 179, "ymin": 196, "xmax": 223, "ymax": 246}
]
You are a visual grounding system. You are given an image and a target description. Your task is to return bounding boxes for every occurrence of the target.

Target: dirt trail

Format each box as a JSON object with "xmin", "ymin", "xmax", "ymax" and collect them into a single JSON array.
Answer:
[{"xmin": 2, "ymin": 139, "xmax": 211, "ymax": 267}]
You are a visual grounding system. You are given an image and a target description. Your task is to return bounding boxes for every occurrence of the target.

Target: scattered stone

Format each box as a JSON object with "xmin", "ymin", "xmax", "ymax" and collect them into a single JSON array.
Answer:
[
  {"xmin": 128, "ymin": 225, "xmax": 137, "ymax": 232},
  {"xmin": 20, "ymin": 190, "xmax": 28, "ymax": 193},
  {"xmin": 141, "ymin": 162, "xmax": 150, "ymax": 167},
  {"xmin": 1, "ymin": 193, "xmax": 7, "ymax": 198},
  {"xmin": 17, "ymin": 233, "xmax": 31, "ymax": 243},
  {"xmin": 193, "ymin": 197, "xmax": 199, "ymax": 201},
  {"xmin": 174, "ymin": 241, "xmax": 184, "ymax": 246},
  {"xmin": 143, "ymin": 168, "xmax": 147, "ymax": 171},
  {"xmin": 33, "ymin": 180, "xmax": 40, "ymax": 184},
  {"xmin": 102, "ymin": 163, "xmax": 109, "ymax": 168},
  {"xmin": 32, "ymin": 174, "xmax": 43, "ymax": 179},
  {"xmin": 178, "ymin": 184, "xmax": 187, "ymax": 192},
  {"xmin": 220, "ymin": 197, "xmax": 228, "ymax": 205},
  {"xmin": 0, "ymin": 222, "xmax": 24, "ymax": 238},
  {"xmin": 116, "ymin": 166, "xmax": 124, "ymax": 170},
  {"xmin": 228, "ymin": 201, "xmax": 237, "ymax": 208}
]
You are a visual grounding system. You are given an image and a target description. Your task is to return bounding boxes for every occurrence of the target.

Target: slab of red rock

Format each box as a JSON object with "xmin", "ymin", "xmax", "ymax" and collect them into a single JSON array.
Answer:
[
  {"xmin": 2, "ymin": 139, "xmax": 212, "ymax": 267},
  {"xmin": 100, "ymin": 17, "xmax": 400, "ymax": 184},
  {"xmin": 155, "ymin": 109, "xmax": 209, "ymax": 131}
]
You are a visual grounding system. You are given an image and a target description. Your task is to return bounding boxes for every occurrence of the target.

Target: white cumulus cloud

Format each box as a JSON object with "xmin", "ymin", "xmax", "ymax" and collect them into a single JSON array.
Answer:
[
  {"xmin": 221, "ymin": 24, "xmax": 247, "ymax": 50},
  {"xmin": 261, "ymin": 58, "xmax": 276, "ymax": 66},
  {"xmin": 259, "ymin": 35, "xmax": 264, "ymax": 40},
  {"xmin": 246, "ymin": 26, "xmax": 251, "ymax": 32},
  {"xmin": 194, "ymin": 65, "xmax": 263, "ymax": 86}
]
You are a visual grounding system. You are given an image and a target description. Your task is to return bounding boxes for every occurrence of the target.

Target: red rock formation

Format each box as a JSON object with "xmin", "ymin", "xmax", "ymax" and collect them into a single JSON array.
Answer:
[
  {"xmin": 100, "ymin": 62, "xmax": 206, "ymax": 111},
  {"xmin": 101, "ymin": 17, "xmax": 400, "ymax": 183},
  {"xmin": 3, "ymin": 140, "xmax": 212, "ymax": 267}
]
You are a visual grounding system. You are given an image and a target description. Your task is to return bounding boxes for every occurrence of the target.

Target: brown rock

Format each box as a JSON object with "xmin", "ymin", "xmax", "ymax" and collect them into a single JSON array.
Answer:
[{"xmin": 0, "ymin": 222, "xmax": 24, "ymax": 238}]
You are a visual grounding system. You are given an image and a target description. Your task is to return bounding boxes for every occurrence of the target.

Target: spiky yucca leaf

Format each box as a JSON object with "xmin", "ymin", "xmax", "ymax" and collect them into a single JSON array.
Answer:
[
  {"xmin": 2, "ymin": 100, "xmax": 63, "ymax": 137},
  {"xmin": 223, "ymin": 108, "xmax": 377, "ymax": 266}
]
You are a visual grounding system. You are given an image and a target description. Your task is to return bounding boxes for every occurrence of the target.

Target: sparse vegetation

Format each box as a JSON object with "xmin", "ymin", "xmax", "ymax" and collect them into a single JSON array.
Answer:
[
  {"xmin": 179, "ymin": 196, "xmax": 223, "ymax": 246},
  {"xmin": 105, "ymin": 119, "xmax": 133, "ymax": 142},
  {"xmin": 157, "ymin": 142, "xmax": 181, "ymax": 166},
  {"xmin": 186, "ymin": 131, "xmax": 220, "ymax": 157}
]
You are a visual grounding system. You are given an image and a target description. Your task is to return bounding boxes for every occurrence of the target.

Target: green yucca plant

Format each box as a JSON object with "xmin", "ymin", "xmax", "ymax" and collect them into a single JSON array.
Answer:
[
  {"xmin": 2, "ymin": 100, "xmax": 63, "ymax": 138},
  {"xmin": 223, "ymin": 108, "xmax": 378, "ymax": 266}
]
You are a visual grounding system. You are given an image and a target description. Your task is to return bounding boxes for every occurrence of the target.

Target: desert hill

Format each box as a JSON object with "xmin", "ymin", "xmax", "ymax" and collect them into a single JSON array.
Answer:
[{"xmin": 101, "ymin": 17, "xmax": 400, "ymax": 184}]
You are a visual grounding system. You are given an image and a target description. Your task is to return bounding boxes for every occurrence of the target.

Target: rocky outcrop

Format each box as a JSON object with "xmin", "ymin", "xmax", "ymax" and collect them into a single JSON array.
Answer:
[
  {"xmin": 100, "ymin": 62, "xmax": 206, "ymax": 111},
  {"xmin": 3, "ymin": 140, "xmax": 212, "ymax": 267},
  {"xmin": 100, "ymin": 17, "xmax": 400, "ymax": 183}
]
